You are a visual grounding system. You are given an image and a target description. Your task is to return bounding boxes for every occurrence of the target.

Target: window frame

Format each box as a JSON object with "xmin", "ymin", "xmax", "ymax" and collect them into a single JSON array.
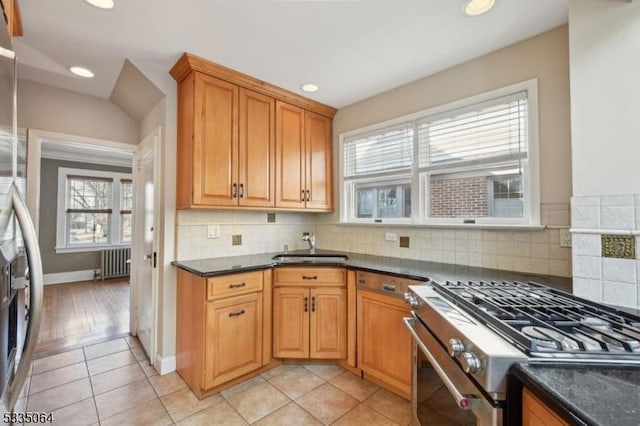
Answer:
[
  {"xmin": 55, "ymin": 167, "xmax": 133, "ymax": 253},
  {"xmin": 339, "ymin": 79, "xmax": 540, "ymax": 227}
]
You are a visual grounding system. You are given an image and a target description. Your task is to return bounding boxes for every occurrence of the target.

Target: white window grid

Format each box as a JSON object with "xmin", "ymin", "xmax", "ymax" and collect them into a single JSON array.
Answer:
[{"xmin": 339, "ymin": 79, "xmax": 540, "ymax": 227}]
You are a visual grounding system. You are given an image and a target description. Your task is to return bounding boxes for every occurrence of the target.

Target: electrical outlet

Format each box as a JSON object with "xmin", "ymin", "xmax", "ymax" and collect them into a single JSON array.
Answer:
[
  {"xmin": 267, "ymin": 213, "xmax": 276, "ymax": 223},
  {"xmin": 385, "ymin": 233, "xmax": 397, "ymax": 242},
  {"xmin": 232, "ymin": 235, "xmax": 242, "ymax": 246},
  {"xmin": 560, "ymin": 229, "xmax": 571, "ymax": 248},
  {"xmin": 399, "ymin": 236, "xmax": 410, "ymax": 248},
  {"xmin": 207, "ymin": 224, "xmax": 220, "ymax": 239}
]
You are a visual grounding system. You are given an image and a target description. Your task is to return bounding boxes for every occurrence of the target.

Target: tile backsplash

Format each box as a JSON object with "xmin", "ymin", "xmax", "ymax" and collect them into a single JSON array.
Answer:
[
  {"xmin": 176, "ymin": 203, "xmax": 572, "ymax": 278},
  {"xmin": 175, "ymin": 210, "xmax": 317, "ymax": 260},
  {"xmin": 571, "ymin": 194, "xmax": 640, "ymax": 309}
]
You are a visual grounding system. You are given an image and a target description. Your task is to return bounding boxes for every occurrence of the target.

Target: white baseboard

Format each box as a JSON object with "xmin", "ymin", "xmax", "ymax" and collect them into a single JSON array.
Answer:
[
  {"xmin": 44, "ymin": 269, "xmax": 97, "ymax": 285},
  {"xmin": 155, "ymin": 353, "xmax": 176, "ymax": 375}
]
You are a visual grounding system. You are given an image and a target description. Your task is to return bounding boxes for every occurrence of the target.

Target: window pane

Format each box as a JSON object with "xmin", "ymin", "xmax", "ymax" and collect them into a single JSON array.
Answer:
[
  {"xmin": 68, "ymin": 213, "xmax": 110, "ymax": 244},
  {"xmin": 121, "ymin": 213, "xmax": 132, "ymax": 243},
  {"xmin": 355, "ymin": 183, "xmax": 411, "ymax": 219},
  {"xmin": 356, "ymin": 189, "xmax": 374, "ymax": 218},
  {"xmin": 344, "ymin": 124, "xmax": 413, "ymax": 178},
  {"xmin": 67, "ymin": 178, "xmax": 112, "ymax": 210},
  {"xmin": 121, "ymin": 181, "xmax": 133, "ymax": 211},
  {"xmin": 429, "ymin": 175, "xmax": 489, "ymax": 218},
  {"xmin": 428, "ymin": 171, "xmax": 523, "ymax": 219},
  {"xmin": 419, "ymin": 93, "xmax": 528, "ymax": 167},
  {"xmin": 491, "ymin": 176, "xmax": 524, "ymax": 218}
]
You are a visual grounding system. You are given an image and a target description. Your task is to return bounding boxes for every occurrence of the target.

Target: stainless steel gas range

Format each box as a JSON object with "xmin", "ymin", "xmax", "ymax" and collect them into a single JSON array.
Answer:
[{"xmin": 403, "ymin": 280, "xmax": 640, "ymax": 426}]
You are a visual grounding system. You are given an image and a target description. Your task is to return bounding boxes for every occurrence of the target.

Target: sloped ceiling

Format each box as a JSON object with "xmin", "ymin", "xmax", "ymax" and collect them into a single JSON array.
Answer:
[{"xmin": 110, "ymin": 59, "xmax": 165, "ymax": 122}]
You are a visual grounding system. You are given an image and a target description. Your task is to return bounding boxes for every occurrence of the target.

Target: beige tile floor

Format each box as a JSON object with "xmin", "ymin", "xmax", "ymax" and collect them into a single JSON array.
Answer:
[{"xmin": 17, "ymin": 336, "xmax": 414, "ymax": 425}]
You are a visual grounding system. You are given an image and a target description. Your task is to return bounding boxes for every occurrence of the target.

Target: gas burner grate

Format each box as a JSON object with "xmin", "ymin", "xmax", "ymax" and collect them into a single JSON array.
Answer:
[{"xmin": 432, "ymin": 280, "xmax": 640, "ymax": 358}]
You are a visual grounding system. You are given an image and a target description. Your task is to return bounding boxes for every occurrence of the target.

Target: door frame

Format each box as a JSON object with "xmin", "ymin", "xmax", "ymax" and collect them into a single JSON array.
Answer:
[{"xmin": 130, "ymin": 127, "xmax": 161, "ymax": 364}]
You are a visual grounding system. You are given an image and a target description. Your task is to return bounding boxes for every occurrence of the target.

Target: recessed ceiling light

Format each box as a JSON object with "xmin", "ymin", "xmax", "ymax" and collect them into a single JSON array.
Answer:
[
  {"xmin": 301, "ymin": 83, "xmax": 319, "ymax": 93},
  {"xmin": 84, "ymin": 0, "xmax": 115, "ymax": 10},
  {"xmin": 70, "ymin": 66, "xmax": 95, "ymax": 78},
  {"xmin": 464, "ymin": 0, "xmax": 495, "ymax": 16}
]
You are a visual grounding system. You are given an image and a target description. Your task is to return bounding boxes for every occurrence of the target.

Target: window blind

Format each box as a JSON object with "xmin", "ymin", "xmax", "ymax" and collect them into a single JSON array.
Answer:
[
  {"xmin": 418, "ymin": 92, "xmax": 528, "ymax": 167},
  {"xmin": 343, "ymin": 123, "xmax": 413, "ymax": 178}
]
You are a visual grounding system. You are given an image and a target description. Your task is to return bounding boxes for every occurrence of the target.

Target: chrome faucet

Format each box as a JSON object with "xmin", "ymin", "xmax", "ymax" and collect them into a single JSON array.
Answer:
[{"xmin": 302, "ymin": 233, "xmax": 316, "ymax": 254}]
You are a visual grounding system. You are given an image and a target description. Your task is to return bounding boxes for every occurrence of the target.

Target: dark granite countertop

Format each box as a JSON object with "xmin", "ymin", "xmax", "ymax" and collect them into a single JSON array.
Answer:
[
  {"xmin": 171, "ymin": 249, "xmax": 573, "ymax": 291},
  {"xmin": 173, "ymin": 250, "xmax": 640, "ymax": 425},
  {"xmin": 511, "ymin": 363, "xmax": 640, "ymax": 426}
]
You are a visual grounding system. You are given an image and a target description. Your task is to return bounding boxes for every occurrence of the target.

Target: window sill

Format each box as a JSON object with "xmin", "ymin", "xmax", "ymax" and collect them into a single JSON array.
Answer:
[
  {"xmin": 335, "ymin": 222, "xmax": 546, "ymax": 231},
  {"xmin": 55, "ymin": 244, "xmax": 131, "ymax": 254}
]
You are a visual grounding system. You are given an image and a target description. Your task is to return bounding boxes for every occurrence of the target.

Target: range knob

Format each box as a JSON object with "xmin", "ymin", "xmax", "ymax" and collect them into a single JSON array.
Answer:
[
  {"xmin": 448, "ymin": 339, "xmax": 465, "ymax": 357},
  {"xmin": 460, "ymin": 352, "xmax": 482, "ymax": 374}
]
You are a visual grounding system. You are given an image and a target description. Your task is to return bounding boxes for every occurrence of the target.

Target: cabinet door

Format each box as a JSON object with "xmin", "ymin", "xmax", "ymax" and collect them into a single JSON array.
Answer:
[
  {"xmin": 193, "ymin": 73, "xmax": 239, "ymax": 206},
  {"xmin": 522, "ymin": 388, "xmax": 569, "ymax": 426},
  {"xmin": 239, "ymin": 88, "xmax": 275, "ymax": 207},
  {"xmin": 357, "ymin": 291, "xmax": 412, "ymax": 396},
  {"xmin": 305, "ymin": 111, "xmax": 333, "ymax": 211},
  {"xmin": 275, "ymin": 101, "xmax": 306, "ymax": 209},
  {"xmin": 273, "ymin": 287, "xmax": 309, "ymax": 358},
  {"xmin": 310, "ymin": 288, "xmax": 346, "ymax": 359},
  {"xmin": 204, "ymin": 292, "xmax": 263, "ymax": 389}
]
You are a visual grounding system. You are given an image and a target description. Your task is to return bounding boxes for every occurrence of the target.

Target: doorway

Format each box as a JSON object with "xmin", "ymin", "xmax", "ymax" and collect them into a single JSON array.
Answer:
[{"xmin": 25, "ymin": 129, "xmax": 159, "ymax": 358}]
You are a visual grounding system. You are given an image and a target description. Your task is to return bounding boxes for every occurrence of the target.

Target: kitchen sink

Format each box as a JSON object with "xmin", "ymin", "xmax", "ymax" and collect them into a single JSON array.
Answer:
[{"xmin": 271, "ymin": 254, "xmax": 348, "ymax": 264}]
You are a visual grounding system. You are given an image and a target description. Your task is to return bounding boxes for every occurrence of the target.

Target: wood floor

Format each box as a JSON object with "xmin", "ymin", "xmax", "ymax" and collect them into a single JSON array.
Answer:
[{"xmin": 35, "ymin": 279, "xmax": 130, "ymax": 356}]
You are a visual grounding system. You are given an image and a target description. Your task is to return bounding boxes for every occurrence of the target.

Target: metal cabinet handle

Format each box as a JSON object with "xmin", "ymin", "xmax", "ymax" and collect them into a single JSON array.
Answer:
[
  {"xmin": 304, "ymin": 297, "xmax": 308, "ymax": 312},
  {"xmin": 306, "ymin": 190, "xmax": 310, "ymax": 202},
  {"xmin": 232, "ymin": 183, "xmax": 238, "ymax": 198},
  {"xmin": 311, "ymin": 296, "xmax": 316, "ymax": 312},
  {"xmin": 402, "ymin": 317, "xmax": 478, "ymax": 410},
  {"xmin": 239, "ymin": 183, "xmax": 244, "ymax": 198},
  {"xmin": 302, "ymin": 275, "xmax": 318, "ymax": 280},
  {"xmin": 382, "ymin": 283, "xmax": 396, "ymax": 293},
  {"xmin": 7, "ymin": 185, "xmax": 44, "ymax": 411},
  {"xmin": 301, "ymin": 189, "xmax": 305, "ymax": 202},
  {"xmin": 228, "ymin": 309, "xmax": 246, "ymax": 317},
  {"xmin": 229, "ymin": 282, "xmax": 246, "ymax": 289}
]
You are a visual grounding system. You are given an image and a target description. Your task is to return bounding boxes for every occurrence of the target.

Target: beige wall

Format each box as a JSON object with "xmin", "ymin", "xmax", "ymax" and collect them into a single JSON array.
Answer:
[
  {"xmin": 17, "ymin": 79, "xmax": 140, "ymax": 144},
  {"xmin": 568, "ymin": 0, "xmax": 640, "ymax": 309},
  {"xmin": 140, "ymin": 98, "xmax": 166, "ymax": 141},
  {"xmin": 568, "ymin": 0, "xmax": 640, "ymax": 196},
  {"xmin": 332, "ymin": 25, "xmax": 571, "ymax": 207},
  {"xmin": 316, "ymin": 25, "xmax": 573, "ymax": 277}
]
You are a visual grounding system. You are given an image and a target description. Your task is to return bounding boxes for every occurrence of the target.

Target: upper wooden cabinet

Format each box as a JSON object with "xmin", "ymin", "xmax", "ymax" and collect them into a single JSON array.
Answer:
[
  {"xmin": 1, "ymin": 0, "xmax": 23, "ymax": 38},
  {"xmin": 171, "ymin": 53, "xmax": 336, "ymax": 211},
  {"xmin": 275, "ymin": 102, "xmax": 333, "ymax": 210}
]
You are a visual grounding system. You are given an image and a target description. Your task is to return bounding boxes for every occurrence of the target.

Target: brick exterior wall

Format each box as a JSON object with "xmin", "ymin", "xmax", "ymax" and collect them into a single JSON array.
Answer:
[{"xmin": 429, "ymin": 176, "xmax": 488, "ymax": 217}]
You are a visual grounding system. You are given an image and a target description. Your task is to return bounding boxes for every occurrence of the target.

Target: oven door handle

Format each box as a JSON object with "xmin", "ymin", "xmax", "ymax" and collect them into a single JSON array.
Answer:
[{"xmin": 403, "ymin": 317, "xmax": 479, "ymax": 410}]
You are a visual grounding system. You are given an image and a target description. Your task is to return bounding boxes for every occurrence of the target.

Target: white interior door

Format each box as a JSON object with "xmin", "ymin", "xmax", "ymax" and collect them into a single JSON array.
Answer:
[{"xmin": 131, "ymin": 128, "xmax": 160, "ymax": 361}]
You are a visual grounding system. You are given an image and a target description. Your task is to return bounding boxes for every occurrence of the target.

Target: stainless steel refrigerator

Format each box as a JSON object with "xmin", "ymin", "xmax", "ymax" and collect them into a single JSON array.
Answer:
[{"xmin": 0, "ymin": 9, "xmax": 44, "ymax": 416}]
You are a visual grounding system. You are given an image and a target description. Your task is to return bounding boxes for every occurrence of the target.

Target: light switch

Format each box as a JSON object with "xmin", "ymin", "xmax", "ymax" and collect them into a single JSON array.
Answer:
[{"xmin": 207, "ymin": 225, "xmax": 220, "ymax": 239}]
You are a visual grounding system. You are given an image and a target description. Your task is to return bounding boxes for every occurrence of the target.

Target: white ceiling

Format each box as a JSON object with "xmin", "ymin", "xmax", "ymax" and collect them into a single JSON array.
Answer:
[{"xmin": 14, "ymin": 0, "xmax": 568, "ymax": 109}]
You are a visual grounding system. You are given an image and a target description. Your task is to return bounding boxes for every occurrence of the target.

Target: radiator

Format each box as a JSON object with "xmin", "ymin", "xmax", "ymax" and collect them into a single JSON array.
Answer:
[{"xmin": 100, "ymin": 247, "xmax": 131, "ymax": 280}]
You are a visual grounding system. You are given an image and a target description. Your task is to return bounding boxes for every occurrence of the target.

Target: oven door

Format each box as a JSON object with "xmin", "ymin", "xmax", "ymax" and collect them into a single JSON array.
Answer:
[{"xmin": 403, "ymin": 316, "xmax": 502, "ymax": 426}]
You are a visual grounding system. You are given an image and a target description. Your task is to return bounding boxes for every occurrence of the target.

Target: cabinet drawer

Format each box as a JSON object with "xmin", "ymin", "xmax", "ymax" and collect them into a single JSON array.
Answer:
[
  {"xmin": 274, "ymin": 267, "xmax": 345, "ymax": 286},
  {"xmin": 207, "ymin": 270, "xmax": 263, "ymax": 300}
]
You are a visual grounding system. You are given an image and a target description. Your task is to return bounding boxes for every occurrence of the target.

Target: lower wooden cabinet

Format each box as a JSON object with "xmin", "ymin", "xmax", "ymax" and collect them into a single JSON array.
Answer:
[
  {"xmin": 357, "ymin": 290, "xmax": 412, "ymax": 398},
  {"xmin": 522, "ymin": 388, "xmax": 569, "ymax": 426},
  {"xmin": 273, "ymin": 286, "xmax": 347, "ymax": 359},
  {"xmin": 176, "ymin": 269, "xmax": 271, "ymax": 397},
  {"xmin": 204, "ymin": 292, "xmax": 263, "ymax": 388}
]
